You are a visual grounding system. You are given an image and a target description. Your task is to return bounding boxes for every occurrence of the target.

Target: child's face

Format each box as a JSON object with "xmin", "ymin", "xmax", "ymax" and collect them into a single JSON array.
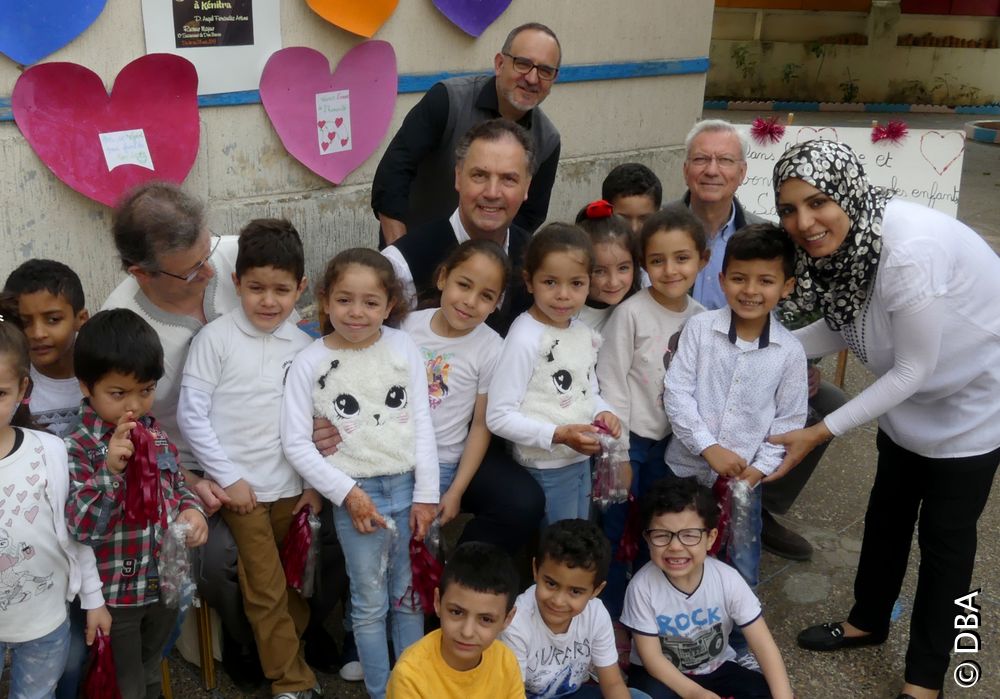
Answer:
[
  {"xmin": 435, "ymin": 253, "xmax": 504, "ymax": 337},
  {"xmin": 80, "ymin": 371, "xmax": 156, "ymax": 424},
  {"xmin": 17, "ymin": 290, "xmax": 88, "ymax": 379},
  {"xmin": 720, "ymin": 258, "xmax": 795, "ymax": 327},
  {"xmin": 0, "ymin": 357, "xmax": 28, "ymax": 429},
  {"xmin": 233, "ymin": 266, "xmax": 306, "ymax": 333},
  {"xmin": 645, "ymin": 508, "xmax": 717, "ymax": 591},
  {"xmin": 590, "ymin": 242, "xmax": 634, "ymax": 306},
  {"xmin": 524, "ymin": 250, "xmax": 590, "ymax": 328},
  {"xmin": 532, "ymin": 555, "xmax": 604, "ymax": 634},
  {"xmin": 610, "ymin": 194, "xmax": 658, "ymax": 235},
  {"xmin": 321, "ymin": 264, "xmax": 393, "ymax": 349},
  {"xmin": 435, "ymin": 582, "xmax": 515, "ymax": 672},
  {"xmin": 645, "ymin": 229, "xmax": 707, "ymax": 312}
]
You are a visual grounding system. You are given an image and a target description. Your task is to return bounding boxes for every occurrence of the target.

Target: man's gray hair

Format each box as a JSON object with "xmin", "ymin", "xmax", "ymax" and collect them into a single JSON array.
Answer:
[{"xmin": 684, "ymin": 119, "xmax": 748, "ymax": 160}]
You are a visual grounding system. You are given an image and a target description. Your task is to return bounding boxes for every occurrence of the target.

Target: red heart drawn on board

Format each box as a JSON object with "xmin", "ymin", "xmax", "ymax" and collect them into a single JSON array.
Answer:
[
  {"xmin": 327, "ymin": 131, "xmax": 337, "ymax": 142},
  {"xmin": 260, "ymin": 43, "xmax": 397, "ymax": 185},
  {"xmin": 335, "ymin": 117, "xmax": 344, "ymax": 128},
  {"xmin": 795, "ymin": 126, "xmax": 840, "ymax": 143},
  {"xmin": 321, "ymin": 142, "xmax": 330, "ymax": 152},
  {"xmin": 11, "ymin": 54, "xmax": 199, "ymax": 207},
  {"xmin": 341, "ymin": 138, "xmax": 349, "ymax": 147},
  {"xmin": 919, "ymin": 130, "xmax": 965, "ymax": 176},
  {"xmin": 317, "ymin": 120, "xmax": 326, "ymax": 129}
]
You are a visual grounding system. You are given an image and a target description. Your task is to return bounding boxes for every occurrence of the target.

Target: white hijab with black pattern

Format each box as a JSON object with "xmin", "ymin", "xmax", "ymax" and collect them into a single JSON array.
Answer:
[{"xmin": 773, "ymin": 139, "xmax": 893, "ymax": 331}]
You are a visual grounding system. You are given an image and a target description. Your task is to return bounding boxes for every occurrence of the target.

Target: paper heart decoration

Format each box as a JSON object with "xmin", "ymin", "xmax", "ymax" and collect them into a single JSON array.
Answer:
[
  {"xmin": 432, "ymin": 0, "xmax": 513, "ymax": 37},
  {"xmin": 306, "ymin": 0, "xmax": 397, "ymax": 38},
  {"xmin": 919, "ymin": 130, "xmax": 965, "ymax": 176},
  {"xmin": 0, "ymin": 0, "xmax": 106, "ymax": 66},
  {"xmin": 12, "ymin": 54, "xmax": 200, "ymax": 207},
  {"xmin": 260, "ymin": 43, "xmax": 397, "ymax": 186}
]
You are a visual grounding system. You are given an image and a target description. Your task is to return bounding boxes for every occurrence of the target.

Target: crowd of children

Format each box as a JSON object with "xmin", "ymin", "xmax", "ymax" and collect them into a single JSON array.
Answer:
[{"xmin": 0, "ymin": 159, "xmax": 808, "ymax": 699}]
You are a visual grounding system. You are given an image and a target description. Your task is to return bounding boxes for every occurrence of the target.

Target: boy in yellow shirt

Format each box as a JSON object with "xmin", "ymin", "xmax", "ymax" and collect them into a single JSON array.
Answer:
[{"xmin": 388, "ymin": 542, "xmax": 525, "ymax": 698}]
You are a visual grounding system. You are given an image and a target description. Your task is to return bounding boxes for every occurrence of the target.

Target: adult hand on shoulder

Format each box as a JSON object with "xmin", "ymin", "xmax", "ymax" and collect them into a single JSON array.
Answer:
[
  {"xmin": 84, "ymin": 605, "xmax": 113, "ymax": 646},
  {"xmin": 702, "ymin": 444, "xmax": 747, "ymax": 478},
  {"xmin": 178, "ymin": 508, "xmax": 209, "ymax": 547},
  {"xmin": 765, "ymin": 421, "xmax": 833, "ymax": 482},
  {"xmin": 410, "ymin": 502, "xmax": 437, "ymax": 540},
  {"xmin": 293, "ymin": 488, "xmax": 322, "ymax": 515},
  {"xmin": 554, "ymin": 424, "xmax": 601, "ymax": 456},
  {"xmin": 312, "ymin": 417, "xmax": 342, "ymax": 457},
  {"xmin": 344, "ymin": 485, "xmax": 387, "ymax": 533},
  {"xmin": 379, "ymin": 214, "xmax": 407, "ymax": 245},
  {"xmin": 106, "ymin": 411, "xmax": 136, "ymax": 475},
  {"xmin": 223, "ymin": 479, "xmax": 256, "ymax": 515}
]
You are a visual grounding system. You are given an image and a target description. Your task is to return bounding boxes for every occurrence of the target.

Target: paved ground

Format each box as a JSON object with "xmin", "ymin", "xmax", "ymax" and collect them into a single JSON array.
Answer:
[{"xmin": 160, "ymin": 110, "xmax": 1000, "ymax": 698}]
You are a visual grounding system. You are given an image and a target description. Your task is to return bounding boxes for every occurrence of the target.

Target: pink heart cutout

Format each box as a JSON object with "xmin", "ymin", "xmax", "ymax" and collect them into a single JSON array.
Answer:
[
  {"xmin": 260, "ymin": 43, "xmax": 397, "ymax": 185},
  {"xmin": 12, "ymin": 54, "xmax": 200, "ymax": 207},
  {"xmin": 24, "ymin": 505, "xmax": 39, "ymax": 524},
  {"xmin": 919, "ymin": 131, "xmax": 965, "ymax": 176}
]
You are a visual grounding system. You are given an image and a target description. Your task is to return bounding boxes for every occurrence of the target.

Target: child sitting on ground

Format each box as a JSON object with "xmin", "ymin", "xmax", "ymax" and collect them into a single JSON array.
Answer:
[
  {"xmin": 501, "ymin": 519, "xmax": 650, "ymax": 699},
  {"xmin": 621, "ymin": 478, "xmax": 793, "ymax": 699},
  {"xmin": 388, "ymin": 542, "xmax": 524, "ymax": 698}
]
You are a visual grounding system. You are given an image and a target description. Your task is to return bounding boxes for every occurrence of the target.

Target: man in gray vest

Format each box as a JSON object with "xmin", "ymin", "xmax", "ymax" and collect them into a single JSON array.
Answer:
[{"xmin": 372, "ymin": 22, "xmax": 561, "ymax": 245}]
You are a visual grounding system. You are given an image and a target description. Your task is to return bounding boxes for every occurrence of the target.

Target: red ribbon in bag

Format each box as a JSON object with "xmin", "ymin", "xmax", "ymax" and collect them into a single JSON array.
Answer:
[
  {"xmin": 615, "ymin": 494, "xmax": 643, "ymax": 563},
  {"xmin": 280, "ymin": 505, "xmax": 314, "ymax": 592},
  {"xmin": 124, "ymin": 424, "xmax": 162, "ymax": 528},
  {"xmin": 82, "ymin": 630, "xmax": 121, "ymax": 699},
  {"xmin": 408, "ymin": 534, "xmax": 444, "ymax": 611}
]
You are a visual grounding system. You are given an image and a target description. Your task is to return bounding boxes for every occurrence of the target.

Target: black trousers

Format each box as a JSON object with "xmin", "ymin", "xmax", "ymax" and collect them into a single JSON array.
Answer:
[
  {"xmin": 629, "ymin": 661, "xmax": 772, "ymax": 698},
  {"xmin": 847, "ymin": 430, "xmax": 999, "ymax": 689}
]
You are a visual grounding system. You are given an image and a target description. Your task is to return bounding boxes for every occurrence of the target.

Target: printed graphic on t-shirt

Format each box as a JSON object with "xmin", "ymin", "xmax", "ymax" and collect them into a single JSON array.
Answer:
[
  {"xmin": 0, "ymin": 528, "xmax": 55, "ymax": 611},
  {"xmin": 659, "ymin": 623, "xmax": 726, "ymax": 672},
  {"xmin": 422, "ymin": 349, "xmax": 452, "ymax": 409},
  {"xmin": 525, "ymin": 638, "xmax": 593, "ymax": 698},
  {"xmin": 32, "ymin": 406, "xmax": 81, "ymax": 439}
]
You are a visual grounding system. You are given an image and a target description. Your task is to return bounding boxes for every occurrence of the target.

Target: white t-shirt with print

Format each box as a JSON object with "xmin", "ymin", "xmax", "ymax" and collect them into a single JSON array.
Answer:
[
  {"xmin": 401, "ymin": 309, "xmax": 502, "ymax": 464},
  {"xmin": 620, "ymin": 557, "xmax": 761, "ymax": 675},
  {"xmin": 28, "ymin": 366, "xmax": 83, "ymax": 438},
  {"xmin": 501, "ymin": 585, "xmax": 618, "ymax": 699}
]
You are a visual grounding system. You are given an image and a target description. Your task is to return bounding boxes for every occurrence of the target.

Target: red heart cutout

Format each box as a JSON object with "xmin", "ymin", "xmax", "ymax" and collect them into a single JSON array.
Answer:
[
  {"xmin": 260, "ymin": 43, "xmax": 397, "ymax": 185},
  {"xmin": 335, "ymin": 117, "xmax": 344, "ymax": 128},
  {"xmin": 11, "ymin": 54, "xmax": 199, "ymax": 207}
]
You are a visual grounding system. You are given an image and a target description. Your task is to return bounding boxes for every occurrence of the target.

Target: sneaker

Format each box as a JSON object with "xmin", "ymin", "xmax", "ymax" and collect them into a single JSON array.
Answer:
[
  {"xmin": 761, "ymin": 509, "xmax": 813, "ymax": 561},
  {"xmin": 338, "ymin": 633, "xmax": 364, "ymax": 683},
  {"xmin": 274, "ymin": 685, "xmax": 323, "ymax": 699}
]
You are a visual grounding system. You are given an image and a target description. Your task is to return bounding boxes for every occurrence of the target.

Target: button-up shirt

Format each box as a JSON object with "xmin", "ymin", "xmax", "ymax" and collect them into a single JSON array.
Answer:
[{"xmin": 691, "ymin": 204, "xmax": 737, "ymax": 310}]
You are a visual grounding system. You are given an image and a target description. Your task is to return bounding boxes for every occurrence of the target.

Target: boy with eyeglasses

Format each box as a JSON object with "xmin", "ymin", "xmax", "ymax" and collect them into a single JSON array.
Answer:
[{"xmin": 620, "ymin": 478, "xmax": 793, "ymax": 699}]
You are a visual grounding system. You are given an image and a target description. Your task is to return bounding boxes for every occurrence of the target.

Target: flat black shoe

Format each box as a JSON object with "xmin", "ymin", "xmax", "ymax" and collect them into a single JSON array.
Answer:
[
  {"xmin": 797, "ymin": 622, "xmax": 887, "ymax": 651},
  {"xmin": 303, "ymin": 627, "xmax": 341, "ymax": 674},
  {"xmin": 761, "ymin": 509, "xmax": 813, "ymax": 561}
]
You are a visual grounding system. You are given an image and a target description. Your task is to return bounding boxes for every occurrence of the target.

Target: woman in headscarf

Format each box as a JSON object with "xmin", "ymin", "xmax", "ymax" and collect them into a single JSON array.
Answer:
[{"xmin": 768, "ymin": 140, "xmax": 1000, "ymax": 699}]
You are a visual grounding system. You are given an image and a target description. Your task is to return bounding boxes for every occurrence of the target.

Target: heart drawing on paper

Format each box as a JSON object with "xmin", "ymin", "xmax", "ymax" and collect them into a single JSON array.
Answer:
[
  {"xmin": 260, "ymin": 43, "xmax": 397, "ymax": 185},
  {"xmin": 306, "ymin": 0, "xmax": 398, "ymax": 38},
  {"xmin": 12, "ymin": 53, "xmax": 200, "ymax": 207},
  {"xmin": 432, "ymin": 0, "xmax": 513, "ymax": 37},
  {"xmin": 919, "ymin": 130, "xmax": 965, "ymax": 176},
  {"xmin": 795, "ymin": 126, "xmax": 840, "ymax": 144},
  {"xmin": 0, "ymin": 0, "xmax": 107, "ymax": 66}
]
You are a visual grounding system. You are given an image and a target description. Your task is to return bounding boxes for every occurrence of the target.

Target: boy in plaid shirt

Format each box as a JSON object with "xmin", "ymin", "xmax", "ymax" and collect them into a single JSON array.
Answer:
[{"xmin": 65, "ymin": 309, "xmax": 207, "ymax": 699}]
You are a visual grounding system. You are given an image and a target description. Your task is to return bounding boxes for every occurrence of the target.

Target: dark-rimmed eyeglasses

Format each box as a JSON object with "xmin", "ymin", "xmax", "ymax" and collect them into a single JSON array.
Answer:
[
  {"xmin": 156, "ymin": 236, "xmax": 220, "ymax": 283},
  {"xmin": 644, "ymin": 528, "xmax": 710, "ymax": 547},
  {"xmin": 502, "ymin": 53, "xmax": 559, "ymax": 81}
]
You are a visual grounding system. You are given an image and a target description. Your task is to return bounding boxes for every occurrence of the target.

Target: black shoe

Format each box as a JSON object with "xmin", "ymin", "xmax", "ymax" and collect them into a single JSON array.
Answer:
[
  {"xmin": 221, "ymin": 629, "xmax": 267, "ymax": 691},
  {"xmin": 303, "ymin": 626, "xmax": 341, "ymax": 674},
  {"xmin": 797, "ymin": 622, "xmax": 887, "ymax": 651},
  {"xmin": 761, "ymin": 509, "xmax": 813, "ymax": 561}
]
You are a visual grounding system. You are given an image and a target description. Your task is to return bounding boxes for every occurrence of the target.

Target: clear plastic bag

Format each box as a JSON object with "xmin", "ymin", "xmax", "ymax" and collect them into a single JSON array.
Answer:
[
  {"xmin": 159, "ymin": 520, "xmax": 195, "ymax": 611},
  {"xmin": 592, "ymin": 432, "xmax": 630, "ymax": 510},
  {"xmin": 727, "ymin": 478, "xmax": 754, "ymax": 558}
]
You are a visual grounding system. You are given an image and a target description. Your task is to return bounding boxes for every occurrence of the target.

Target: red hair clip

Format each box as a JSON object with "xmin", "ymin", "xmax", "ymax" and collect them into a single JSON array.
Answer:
[{"xmin": 585, "ymin": 199, "xmax": 614, "ymax": 219}]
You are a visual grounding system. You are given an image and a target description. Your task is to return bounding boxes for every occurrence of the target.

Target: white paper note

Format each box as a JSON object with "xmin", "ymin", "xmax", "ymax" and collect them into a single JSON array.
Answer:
[
  {"xmin": 316, "ymin": 90, "xmax": 352, "ymax": 156},
  {"xmin": 99, "ymin": 129, "xmax": 154, "ymax": 171}
]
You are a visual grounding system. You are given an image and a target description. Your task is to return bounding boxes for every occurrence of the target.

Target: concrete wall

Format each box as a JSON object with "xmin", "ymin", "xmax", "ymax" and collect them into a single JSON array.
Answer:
[{"xmin": 0, "ymin": 1, "xmax": 712, "ymax": 307}]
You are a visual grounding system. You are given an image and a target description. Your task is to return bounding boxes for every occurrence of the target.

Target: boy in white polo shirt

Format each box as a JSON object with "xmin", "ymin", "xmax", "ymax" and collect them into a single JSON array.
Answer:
[{"xmin": 177, "ymin": 219, "xmax": 320, "ymax": 699}]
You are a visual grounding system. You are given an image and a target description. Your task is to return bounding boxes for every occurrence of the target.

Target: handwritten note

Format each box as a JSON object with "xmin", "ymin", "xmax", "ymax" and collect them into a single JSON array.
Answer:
[
  {"xmin": 315, "ymin": 89, "xmax": 352, "ymax": 155},
  {"xmin": 98, "ymin": 128, "xmax": 154, "ymax": 171}
]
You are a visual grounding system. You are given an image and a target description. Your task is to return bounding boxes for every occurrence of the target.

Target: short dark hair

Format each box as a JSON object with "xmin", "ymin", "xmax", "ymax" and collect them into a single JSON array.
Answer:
[
  {"xmin": 113, "ymin": 182, "xmax": 205, "ymax": 272},
  {"xmin": 722, "ymin": 223, "xmax": 796, "ymax": 279},
  {"xmin": 537, "ymin": 519, "xmax": 611, "ymax": 587},
  {"xmin": 235, "ymin": 219, "xmax": 305, "ymax": 281},
  {"xmin": 523, "ymin": 222, "xmax": 594, "ymax": 279},
  {"xmin": 501, "ymin": 23, "xmax": 562, "ymax": 66},
  {"xmin": 74, "ymin": 309, "xmax": 164, "ymax": 390},
  {"xmin": 602, "ymin": 163, "xmax": 663, "ymax": 208},
  {"xmin": 440, "ymin": 542, "xmax": 519, "ymax": 612},
  {"xmin": 455, "ymin": 118, "xmax": 535, "ymax": 173},
  {"xmin": 639, "ymin": 204, "xmax": 708, "ymax": 257},
  {"xmin": 4, "ymin": 259, "xmax": 86, "ymax": 312},
  {"xmin": 640, "ymin": 477, "xmax": 720, "ymax": 531}
]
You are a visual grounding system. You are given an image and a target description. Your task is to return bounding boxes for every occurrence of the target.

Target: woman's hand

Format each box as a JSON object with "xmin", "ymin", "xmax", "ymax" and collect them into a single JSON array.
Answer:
[
  {"xmin": 410, "ymin": 503, "xmax": 437, "ymax": 540},
  {"xmin": 765, "ymin": 421, "xmax": 834, "ymax": 481},
  {"xmin": 343, "ymin": 486, "xmax": 386, "ymax": 533}
]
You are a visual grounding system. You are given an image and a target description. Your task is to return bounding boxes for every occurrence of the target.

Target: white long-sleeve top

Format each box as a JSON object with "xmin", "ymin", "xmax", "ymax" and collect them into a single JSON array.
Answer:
[
  {"xmin": 486, "ymin": 312, "xmax": 611, "ymax": 469},
  {"xmin": 281, "ymin": 328, "xmax": 439, "ymax": 507},
  {"xmin": 795, "ymin": 199, "xmax": 1000, "ymax": 458},
  {"xmin": 664, "ymin": 308, "xmax": 808, "ymax": 484}
]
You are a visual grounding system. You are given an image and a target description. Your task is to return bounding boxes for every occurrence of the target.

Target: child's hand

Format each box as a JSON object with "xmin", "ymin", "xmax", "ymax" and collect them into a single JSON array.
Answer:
[
  {"xmin": 312, "ymin": 417, "xmax": 342, "ymax": 457},
  {"xmin": 186, "ymin": 470, "xmax": 230, "ymax": 516},
  {"xmin": 344, "ymin": 486, "xmax": 386, "ymax": 533},
  {"xmin": 737, "ymin": 466, "xmax": 765, "ymax": 488},
  {"xmin": 554, "ymin": 424, "xmax": 601, "ymax": 456},
  {"xmin": 106, "ymin": 411, "xmax": 137, "ymax": 475},
  {"xmin": 293, "ymin": 488, "xmax": 322, "ymax": 515},
  {"xmin": 594, "ymin": 411, "xmax": 622, "ymax": 439},
  {"xmin": 84, "ymin": 605, "xmax": 113, "ymax": 646},
  {"xmin": 437, "ymin": 487, "xmax": 463, "ymax": 526},
  {"xmin": 702, "ymin": 444, "xmax": 747, "ymax": 477},
  {"xmin": 410, "ymin": 503, "xmax": 437, "ymax": 540},
  {"xmin": 223, "ymin": 479, "xmax": 257, "ymax": 515},
  {"xmin": 178, "ymin": 508, "xmax": 209, "ymax": 547}
]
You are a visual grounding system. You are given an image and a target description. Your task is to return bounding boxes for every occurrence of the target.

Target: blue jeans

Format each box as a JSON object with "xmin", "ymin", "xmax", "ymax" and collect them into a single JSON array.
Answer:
[
  {"xmin": 55, "ymin": 600, "xmax": 86, "ymax": 699},
  {"xmin": 525, "ymin": 459, "xmax": 591, "ymax": 527},
  {"xmin": 565, "ymin": 685, "xmax": 651, "ymax": 698},
  {"xmin": 439, "ymin": 462, "xmax": 458, "ymax": 495},
  {"xmin": 333, "ymin": 472, "xmax": 424, "ymax": 699},
  {"xmin": 1, "ymin": 616, "xmax": 71, "ymax": 699}
]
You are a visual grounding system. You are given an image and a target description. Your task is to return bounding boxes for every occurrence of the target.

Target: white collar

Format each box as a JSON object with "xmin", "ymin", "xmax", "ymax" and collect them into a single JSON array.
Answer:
[{"xmin": 448, "ymin": 209, "xmax": 510, "ymax": 254}]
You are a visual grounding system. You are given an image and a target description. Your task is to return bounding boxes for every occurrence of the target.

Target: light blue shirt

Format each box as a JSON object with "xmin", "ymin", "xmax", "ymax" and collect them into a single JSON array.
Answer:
[{"xmin": 691, "ymin": 204, "xmax": 737, "ymax": 310}]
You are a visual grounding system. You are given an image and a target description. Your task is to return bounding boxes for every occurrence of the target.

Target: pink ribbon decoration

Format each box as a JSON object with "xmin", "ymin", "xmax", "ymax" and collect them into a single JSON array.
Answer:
[{"xmin": 124, "ymin": 424, "xmax": 162, "ymax": 528}]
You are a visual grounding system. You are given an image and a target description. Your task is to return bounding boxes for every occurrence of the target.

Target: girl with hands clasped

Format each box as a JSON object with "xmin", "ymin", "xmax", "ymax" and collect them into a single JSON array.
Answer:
[
  {"xmin": 487, "ymin": 223, "xmax": 622, "ymax": 526},
  {"xmin": 281, "ymin": 249, "xmax": 438, "ymax": 699}
]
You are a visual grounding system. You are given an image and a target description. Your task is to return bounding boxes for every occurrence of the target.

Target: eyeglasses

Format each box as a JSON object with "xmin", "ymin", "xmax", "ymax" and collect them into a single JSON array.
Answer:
[
  {"xmin": 687, "ymin": 154, "xmax": 743, "ymax": 170},
  {"xmin": 156, "ymin": 236, "xmax": 220, "ymax": 283},
  {"xmin": 502, "ymin": 53, "xmax": 559, "ymax": 81},
  {"xmin": 644, "ymin": 528, "xmax": 710, "ymax": 547}
]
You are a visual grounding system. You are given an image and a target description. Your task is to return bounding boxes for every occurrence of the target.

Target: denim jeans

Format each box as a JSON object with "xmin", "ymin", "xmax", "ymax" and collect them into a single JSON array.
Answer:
[
  {"xmin": 332, "ymin": 472, "xmax": 424, "ymax": 699},
  {"xmin": 439, "ymin": 462, "xmax": 458, "ymax": 495},
  {"xmin": 55, "ymin": 600, "xmax": 87, "ymax": 699},
  {"xmin": 1, "ymin": 616, "xmax": 71, "ymax": 699},
  {"xmin": 564, "ymin": 685, "xmax": 652, "ymax": 699},
  {"xmin": 525, "ymin": 459, "xmax": 591, "ymax": 527}
]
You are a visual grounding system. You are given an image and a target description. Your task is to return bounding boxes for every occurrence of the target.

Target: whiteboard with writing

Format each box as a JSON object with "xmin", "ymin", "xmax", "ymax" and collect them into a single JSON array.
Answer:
[{"xmin": 735, "ymin": 126, "xmax": 966, "ymax": 221}]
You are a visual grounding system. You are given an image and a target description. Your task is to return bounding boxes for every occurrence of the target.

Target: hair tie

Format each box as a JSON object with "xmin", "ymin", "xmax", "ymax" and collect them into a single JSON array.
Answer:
[{"xmin": 584, "ymin": 199, "xmax": 614, "ymax": 220}]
